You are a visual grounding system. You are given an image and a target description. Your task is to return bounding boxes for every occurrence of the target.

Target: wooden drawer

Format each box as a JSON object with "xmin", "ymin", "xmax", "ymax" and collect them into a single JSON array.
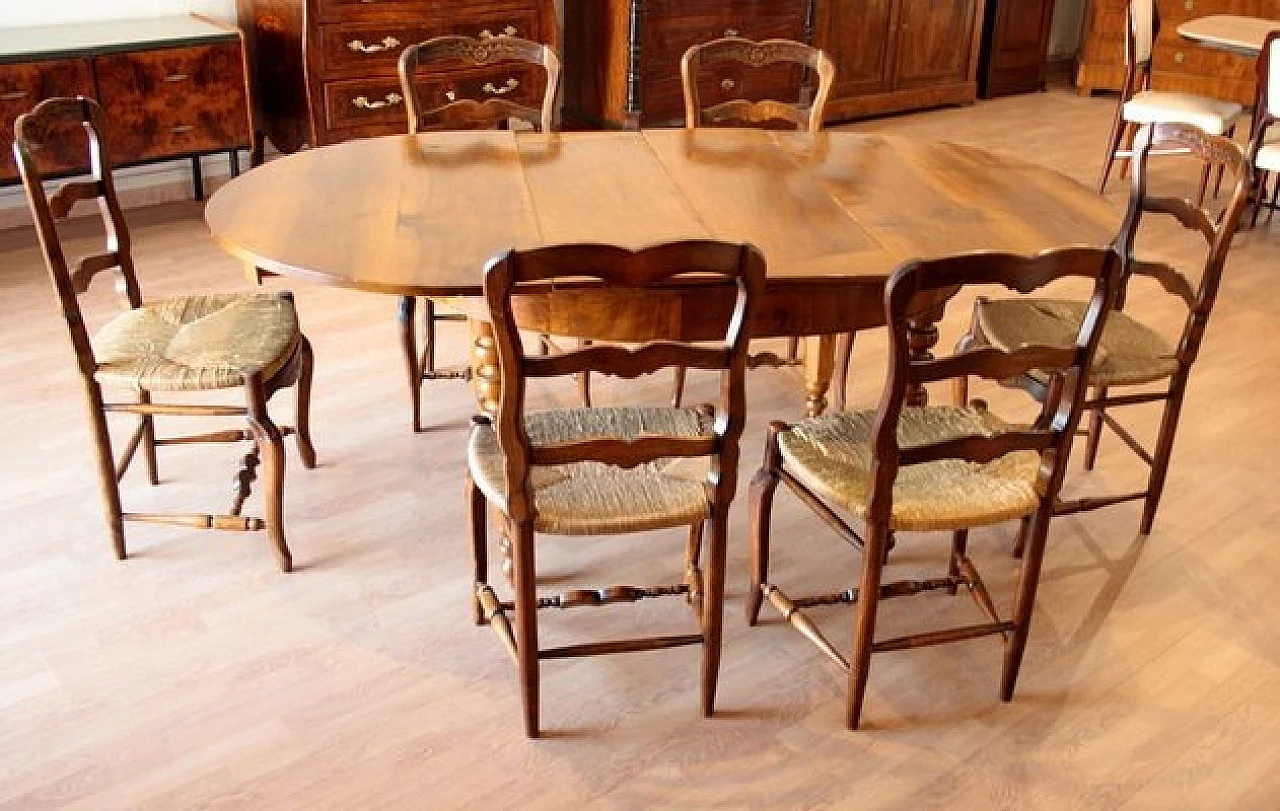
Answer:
[
  {"xmin": 322, "ymin": 64, "xmax": 542, "ymax": 132},
  {"xmin": 639, "ymin": 1, "xmax": 808, "ymax": 119},
  {"xmin": 1153, "ymin": 39, "xmax": 1254, "ymax": 81},
  {"xmin": 94, "ymin": 43, "xmax": 250, "ymax": 164},
  {"xmin": 0, "ymin": 58, "xmax": 95, "ymax": 181},
  {"xmin": 320, "ymin": 9, "xmax": 540, "ymax": 75}
]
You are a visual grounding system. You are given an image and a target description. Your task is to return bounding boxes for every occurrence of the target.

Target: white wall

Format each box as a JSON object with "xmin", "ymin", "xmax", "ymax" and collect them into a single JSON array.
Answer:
[{"xmin": 0, "ymin": 1, "xmax": 234, "ymax": 28}]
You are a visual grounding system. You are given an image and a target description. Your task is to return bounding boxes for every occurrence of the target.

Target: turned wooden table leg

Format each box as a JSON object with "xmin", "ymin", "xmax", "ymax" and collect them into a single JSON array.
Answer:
[
  {"xmin": 469, "ymin": 318, "xmax": 500, "ymax": 416},
  {"xmin": 906, "ymin": 305, "xmax": 944, "ymax": 407},
  {"xmin": 803, "ymin": 334, "xmax": 838, "ymax": 417}
]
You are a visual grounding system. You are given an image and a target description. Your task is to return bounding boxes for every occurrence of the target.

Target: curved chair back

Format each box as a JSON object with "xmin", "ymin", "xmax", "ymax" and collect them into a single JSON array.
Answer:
[
  {"xmin": 681, "ymin": 38, "xmax": 835, "ymax": 132},
  {"xmin": 398, "ymin": 35, "xmax": 561, "ymax": 133},
  {"xmin": 14, "ymin": 96, "xmax": 142, "ymax": 370},
  {"xmin": 482, "ymin": 241, "xmax": 765, "ymax": 523}
]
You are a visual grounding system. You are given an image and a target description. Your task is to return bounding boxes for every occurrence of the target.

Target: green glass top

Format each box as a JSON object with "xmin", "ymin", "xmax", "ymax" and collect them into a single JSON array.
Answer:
[{"xmin": 0, "ymin": 15, "xmax": 236, "ymax": 63}]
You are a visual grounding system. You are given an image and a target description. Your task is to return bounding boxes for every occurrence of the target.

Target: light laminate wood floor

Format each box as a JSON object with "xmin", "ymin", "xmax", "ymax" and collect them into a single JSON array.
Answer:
[{"xmin": 1, "ymin": 90, "xmax": 1278, "ymax": 809}]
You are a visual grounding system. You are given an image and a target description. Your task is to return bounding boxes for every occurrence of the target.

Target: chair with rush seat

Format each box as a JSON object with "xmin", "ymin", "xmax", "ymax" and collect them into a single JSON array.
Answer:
[
  {"xmin": 396, "ymin": 35, "xmax": 562, "ymax": 431},
  {"xmin": 746, "ymin": 241, "xmax": 1121, "ymax": 729},
  {"xmin": 15, "ymin": 97, "xmax": 316, "ymax": 571},
  {"xmin": 467, "ymin": 240, "xmax": 763, "ymax": 737},
  {"xmin": 957, "ymin": 123, "xmax": 1253, "ymax": 537}
]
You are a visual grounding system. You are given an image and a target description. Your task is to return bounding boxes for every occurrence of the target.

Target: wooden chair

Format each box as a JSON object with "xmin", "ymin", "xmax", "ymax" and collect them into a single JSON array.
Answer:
[
  {"xmin": 468, "ymin": 240, "xmax": 764, "ymax": 737},
  {"xmin": 746, "ymin": 243, "xmax": 1121, "ymax": 730},
  {"xmin": 675, "ymin": 38, "xmax": 846, "ymax": 409},
  {"xmin": 957, "ymin": 124, "xmax": 1253, "ymax": 536},
  {"xmin": 1246, "ymin": 30, "xmax": 1280, "ymax": 226},
  {"xmin": 395, "ymin": 35, "xmax": 562, "ymax": 431},
  {"xmin": 15, "ymin": 97, "xmax": 316, "ymax": 571},
  {"xmin": 1097, "ymin": 0, "xmax": 1242, "ymax": 202}
]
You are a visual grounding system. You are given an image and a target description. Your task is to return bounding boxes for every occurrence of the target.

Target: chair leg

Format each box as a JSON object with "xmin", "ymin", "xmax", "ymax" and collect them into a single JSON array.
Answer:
[
  {"xmin": 511, "ymin": 521, "xmax": 540, "ymax": 738},
  {"xmin": 397, "ymin": 296, "xmax": 422, "ymax": 433},
  {"xmin": 1250, "ymin": 171, "xmax": 1268, "ymax": 228},
  {"xmin": 245, "ymin": 372, "xmax": 292, "ymax": 573},
  {"xmin": 467, "ymin": 471, "xmax": 488, "ymax": 625},
  {"xmin": 1211, "ymin": 123, "xmax": 1235, "ymax": 200},
  {"xmin": 139, "ymin": 391, "xmax": 159, "ymax": 485},
  {"xmin": 671, "ymin": 366, "xmax": 687, "ymax": 409},
  {"xmin": 86, "ymin": 382, "xmax": 126, "ymax": 560},
  {"xmin": 1001, "ymin": 507, "xmax": 1053, "ymax": 701},
  {"xmin": 831, "ymin": 332, "xmax": 855, "ymax": 413},
  {"xmin": 1195, "ymin": 160, "xmax": 1212, "ymax": 208},
  {"xmin": 294, "ymin": 335, "xmax": 318, "ymax": 469},
  {"xmin": 1140, "ymin": 381, "xmax": 1188, "ymax": 536},
  {"xmin": 577, "ymin": 339, "xmax": 592, "ymax": 407},
  {"xmin": 701, "ymin": 507, "xmax": 729, "ymax": 717},
  {"xmin": 947, "ymin": 529, "xmax": 968, "ymax": 595},
  {"xmin": 1117, "ymin": 121, "xmax": 1137, "ymax": 182},
  {"xmin": 952, "ymin": 330, "xmax": 976, "ymax": 405},
  {"xmin": 846, "ymin": 522, "xmax": 890, "ymax": 730},
  {"xmin": 422, "ymin": 298, "xmax": 437, "ymax": 376},
  {"xmin": 1098, "ymin": 109, "xmax": 1129, "ymax": 193},
  {"xmin": 1082, "ymin": 386, "xmax": 1106, "ymax": 472},
  {"xmin": 1011, "ymin": 515, "xmax": 1032, "ymax": 559},
  {"xmin": 747, "ymin": 422, "xmax": 785, "ymax": 626}
]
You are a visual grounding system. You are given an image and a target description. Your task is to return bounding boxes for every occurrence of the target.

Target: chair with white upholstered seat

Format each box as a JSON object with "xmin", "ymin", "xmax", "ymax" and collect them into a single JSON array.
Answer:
[
  {"xmin": 1247, "ymin": 30, "xmax": 1280, "ymax": 225},
  {"xmin": 1097, "ymin": 0, "xmax": 1242, "ymax": 202},
  {"xmin": 15, "ymin": 97, "xmax": 316, "ymax": 571},
  {"xmin": 468, "ymin": 240, "xmax": 763, "ymax": 738}
]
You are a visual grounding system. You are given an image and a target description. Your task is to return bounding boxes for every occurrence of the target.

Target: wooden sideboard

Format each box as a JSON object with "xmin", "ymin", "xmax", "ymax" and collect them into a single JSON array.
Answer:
[
  {"xmin": 1076, "ymin": 0, "xmax": 1268, "ymax": 105},
  {"xmin": 235, "ymin": 0, "xmax": 558, "ymax": 153},
  {"xmin": 0, "ymin": 15, "xmax": 252, "ymax": 198},
  {"xmin": 563, "ymin": 0, "xmax": 988, "ymax": 128}
]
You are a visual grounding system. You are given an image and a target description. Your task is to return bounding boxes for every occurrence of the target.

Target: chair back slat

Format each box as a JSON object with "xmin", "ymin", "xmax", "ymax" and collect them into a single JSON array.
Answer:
[
  {"xmin": 681, "ymin": 38, "xmax": 835, "ymax": 132},
  {"xmin": 398, "ymin": 35, "xmax": 560, "ymax": 133},
  {"xmin": 483, "ymin": 241, "xmax": 764, "ymax": 523},
  {"xmin": 14, "ymin": 96, "xmax": 142, "ymax": 377},
  {"xmin": 524, "ymin": 344, "xmax": 732, "ymax": 380},
  {"xmin": 530, "ymin": 436, "xmax": 719, "ymax": 468},
  {"xmin": 862, "ymin": 244, "xmax": 1121, "ymax": 522},
  {"xmin": 1128, "ymin": 0, "xmax": 1158, "ymax": 65}
]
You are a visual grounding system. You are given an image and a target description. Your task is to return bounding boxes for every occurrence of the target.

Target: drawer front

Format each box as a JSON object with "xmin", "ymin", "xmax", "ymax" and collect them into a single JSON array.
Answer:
[
  {"xmin": 0, "ymin": 58, "xmax": 95, "ymax": 182},
  {"xmin": 322, "ymin": 65, "xmax": 542, "ymax": 132},
  {"xmin": 640, "ymin": 2, "xmax": 809, "ymax": 120},
  {"xmin": 1153, "ymin": 40, "xmax": 1253, "ymax": 81},
  {"xmin": 321, "ymin": 11, "xmax": 540, "ymax": 75},
  {"xmin": 95, "ymin": 43, "xmax": 250, "ymax": 164}
]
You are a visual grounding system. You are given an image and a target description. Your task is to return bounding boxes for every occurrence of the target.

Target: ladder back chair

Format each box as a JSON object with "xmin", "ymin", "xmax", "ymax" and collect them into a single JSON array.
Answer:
[
  {"xmin": 395, "ymin": 35, "xmax": 562, "ymax": 431},
  {"xmin": 15, "ymin": 97, "xmax": 317, "ymax": 572},
  {"xmin": 1097, "ymin": 0, "xmax": 1241, "ymax": 202},
  {"xmin": 678, "ymin": 37, "xmax": 843, "ymax": 408},
  {"xmin": 468, "ymin": 240, "xmax": 764, "ymax": 737},
  {"xmin": 1246, "ymin": 30, "xmax": 1280, "ymax": 226},
  {"xmin": 747, "ymin": 244, "xmax": 1121, "ymax": 729},
  {"xmin": 957, "ymin": 124, "xmax": 1253, "ymax": 536}
]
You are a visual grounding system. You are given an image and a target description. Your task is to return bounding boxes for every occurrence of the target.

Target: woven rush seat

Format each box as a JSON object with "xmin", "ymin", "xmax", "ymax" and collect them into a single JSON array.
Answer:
[
  {"xmin": 976, "ymin": 298, "xmax": 1178, "ymax": 387},
  {"xmin": 468, "ymin": 405, "xmax": 714, "ymax": 535},
  {"xmin": 777, "ymin": 406, "xmax": 1042, "ymax": 533},
  {"xmin": 1121, "ymin": 91, "xmax": 1241, "ymax": 135},
  {"xmin": 92, "ymin": 293, "xmax": 301, "ymax": 391}
]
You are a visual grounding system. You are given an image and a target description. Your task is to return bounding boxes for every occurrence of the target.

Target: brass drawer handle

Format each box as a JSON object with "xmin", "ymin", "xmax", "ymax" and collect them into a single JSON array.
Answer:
[
  {"xmin": 164, "ymin": 73, "xmax": 189, "ymax": 82},
  {"xmin": 445, "ymin": 89, "xmax": 457, "ymax": 102},
  {"xmin": 482, "ymin": 78, "xmax": 519, "ymax": 95},
  {"xmin": 724, "ymin": 28, "xmax": 740, "ymax": 38},
  {"xmin": 1174, "ymin": 50, "xmax": 1186, "ymax": 64},
  {"xmin": 352, "ymin": 92, "xmax": 403, "ymax": 110},
  {"xmin": 347, "ymin": 36, "xmax": 400, "ymax": 54},
  {"xmin": 478, "ymin": 26, "xmax": 519, "ymax": 39},
  {"xmin": 721, "ymin": 78, "xmax": 736, "ymax": 91},
  {"xmin": 1184, "ymin": 0, "xmax": 1194, "ymax": 10},
  {"xmin": 170, "ymin": 124, "xmax": 195, "ymax": 134},
  {"xmin": 0, "ymin": 90, "xmax": 29, "ymax": 101}
]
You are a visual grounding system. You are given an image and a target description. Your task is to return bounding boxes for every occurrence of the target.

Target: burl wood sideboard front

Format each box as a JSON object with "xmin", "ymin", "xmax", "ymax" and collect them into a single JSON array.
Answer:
[
  {"xmin": 0, "ymin": 14, "xmax": 253, "ymax": 198},
  {"xmin": 235, "ymin": 0, "xmax": 559, "ymax": 153}
]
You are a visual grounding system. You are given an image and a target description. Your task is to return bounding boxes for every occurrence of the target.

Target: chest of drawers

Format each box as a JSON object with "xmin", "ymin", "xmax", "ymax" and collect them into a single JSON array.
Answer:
[
  {"xmin": 236, "ymin": 0, "xmax": 558, "ymax": 152},
  {"xmin": 0, "ymin": 15, "xmax": 252, "ymax": 195}
]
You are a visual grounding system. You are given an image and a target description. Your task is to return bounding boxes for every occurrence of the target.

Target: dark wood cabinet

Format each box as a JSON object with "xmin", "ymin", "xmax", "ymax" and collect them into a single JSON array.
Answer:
[
  {"xmin": 236, "ymin": 0, "xmax": 558, "ymax": 152},
  {"xmin": 0, "ymin": 16, "xmax": 251, "ymax": 189},
  {"xmin": 977, "ymin": 0, "xmax": 1057, "ymax": 97},
  {"xmin": 564, "ymin": 0, "xmax": 987, "ymax": 128}
]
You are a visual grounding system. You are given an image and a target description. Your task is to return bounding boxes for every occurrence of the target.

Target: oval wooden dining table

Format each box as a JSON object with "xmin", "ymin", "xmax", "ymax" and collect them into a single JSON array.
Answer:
[{"xmin": 205, "ymin": 128, "xmax": 1118, "ymax": 416}]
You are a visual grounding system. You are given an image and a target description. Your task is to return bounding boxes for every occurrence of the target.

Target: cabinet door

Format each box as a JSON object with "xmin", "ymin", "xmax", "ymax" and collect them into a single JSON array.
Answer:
[
  {"xmin": 0, "ymin": 59, "xmax": 95, "ymax": 182},
  {"xmin": 981, "ymin": 0, "xmax": 1056, "ymax": 96},
  {"xmin": 817, "ymin": 0, "xmax": 897, "ymax": 99},
  {"xmin": 893, "ymin": 0, "xmax": 980, "ymax": 89}
]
